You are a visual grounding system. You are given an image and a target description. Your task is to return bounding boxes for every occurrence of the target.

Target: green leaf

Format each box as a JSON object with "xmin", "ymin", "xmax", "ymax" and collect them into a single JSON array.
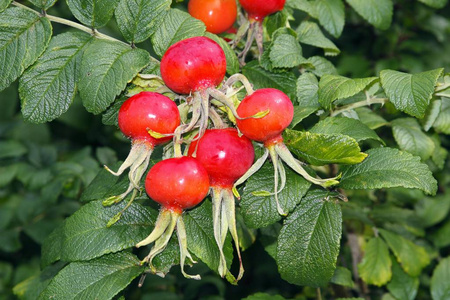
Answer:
[
  {"xmin": 269, "ymin": 34, "xmax": 305, "ymax": 68},
  {"xmin": 379, "ymin": 229, "xmax": 430, "ymax": 277},
  {"xmin": 433, "ymin": 98, "xmax": 450, "ymax": 134},
  {"xmin": 19, "ymin": 32, "xmax": 92, "ymax": 123},
  {"xmin": 310, "ymin": 117, "xmax": 383, "ymax": 143},
  {"xmin": 380, "ymin": 68, "xmax": 444, "ymax": 118},
  {"xmin": 307, "ymin": 56, "xmax": 338, "ymax": 77},
  {"xmin": 243, "ymin": 293, "xmax": 286, "ymax": 300},
  {"xmin": 151, "ymin": 8, "xmax": 205, "ymax": 57},
  {"xmin": 61, "ymin": 200, "xmax": 156, "ymax": 261},
  {"xmin": 431, "ymin": 220, "xmax": 450, "ymax": 248},
  {"xmin": 290, "ymin": 106, "xmax": 318, "ymax": 128},
  {"xmin": 331, "ymin": 267, "xmax": 355, "ymax": 287},
  {"xmin": 313, "ymin": 0, "xmax": 345, "ymax": 38},
  {"xmin": 115, "ymin": 0, "xmax": 170, "ymax": 43},
  {"xmin": 0, "ymin": 229, "xmax": 21, "ymax": 252},
  {"xmin": 318, "ymin": 75, "xmax": 378, "ymax": 109},
  {"xmin": 205, "ymin": 32, "xmax": 239, "ymax": 75},
  {"xmin": 38, "ymin": 252, "xmax": 144, "ymax": 300},
  {"xmin": 27, "ymin": 0, "xmax": 56, "ymax": 9},
  {"xmin": 354, "ymin": 107, "xmax": 388, "ymax": 129},
  {"xmin": 13, "ymin": 262, "xmax": 65, "ymax": 300},
  {"xmin": 340, "ymin": 148, "xmax": 438, "ymax": 195},
  {"xmin": 296, "ymin": 21, "xmax": 340, "ymax": 56},
  {"xmin": 346, "ymin": 0, "xmax": 393, "ymax": 30},
  {"xmin": 297, "ymin": 72, "xmax": 320, "ymax": 108},
  {"xmin": 184, "ymin": 201, "xmax": 233, "ymax": 272},
  {"xmin": 431, "ymin": 136, "xmax": 448, "ymax": 170},
  {"xmin": 387, "ymin": 260, "xmax": 419, "ymax": 300},
  {"xmin": 150, "ymin": 235, "xmax": 180, "ymax": 275},
  {"xmin": 286, "ymin": 0, "xmax": 316, "ymax": 15},
  {"xmin": 0, "ymin": 7, "xmax": 52, "ymax": 91},
  {"xmin": 0, "ymin": 0, "xmax": 12, "ymax": 12},
  {"xmin": 277, "ymin": 190, "xmax": 342, "ymax": 287},
  {"xmin": 283, "ymin": 129, "xmax": 368, "ymax": 166},
  {"xmin": 423, "ymin": 99, "xmax": 442, "ymax": 131},
  {"xmin": 240, "ymin": 161, "xmax": 311, "ymax": 228},
  {"xmin": 391, "ymin": 118, "xmax": 435, "ymax": 160},
  {"xmin": 80, "ymin": 162, "xmax": 121, "ymax": 202},
  {"xmin": 431, "ymin": 256, "xmax": 450, "ymax": 300},
  {"xmin": 66, "ymin": 0, "xmax": 120, "ymax": 28},
  {"xmin": 0, "ymin": 140, "xmax": 27, "ymax": 159},
  {"xmin": 41, "ymin": 225, "xmax": 64, "ymax": 267},
  {"xmin": 265, "ymin": 11, "xmax": 288, "ymax": 37},
  {"xmin": 415, "ymin": 196, "xmax": 450, "ymax": 228},
  {"xmin": 358, "ymin": 237, "xmax": 392, "ymax": 286},
  {"xmin": 418, "ymin": 0, "xmax": 448, "ymax": 8},
  {"xmin": 78, "ymin": 40, "xmax": 150, "ymax": 114},
  {"xmin": 242, "ymin": 61, "xmax": 297, "ymax": 100}
]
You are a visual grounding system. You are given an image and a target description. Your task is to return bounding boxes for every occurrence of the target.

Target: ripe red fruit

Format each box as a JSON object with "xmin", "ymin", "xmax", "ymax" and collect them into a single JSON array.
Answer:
[
  {"xmin": 118, "ymin": 92, "xmax": 181, "ymax": 146},
  {"xmin": 239, "ymin": 0, "xmax": 285, "ymax": 21},
  {"xmin": 145, "ymin": 156, "xmax": 210, "ymax": 213},
  {"xmin": 188, "ymin": 128, "xmax": 255, "ymax": 188},
  {"xmin": 160, "ymin": 36, "xmax": 226, "ymax": 94},
  {"xmin": 235, "ymin": 88, "xmax": 339, "ymax": 217},
  {"xmin": 137, "ymin": 156, "xmax": 209, "ymax": 279},
  {"xmin": 188, "ymin": 128, "xmax": 254, "ymax": 281},
  {"xmin": 236, "ymin": 88, "xmax": 294, "ymax": 146},
  {"xmin": 188, "ymin": 0, "xmax": 237, "ymax": 34},
  {"xmin": 103, "ymin": 92, "xmax": 180, "ymax": 225}
]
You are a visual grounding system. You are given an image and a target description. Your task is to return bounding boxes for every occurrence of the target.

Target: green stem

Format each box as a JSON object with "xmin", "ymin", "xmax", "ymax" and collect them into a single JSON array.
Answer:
[
  {"xmin": 12, "ymin": 1, "xmax": 129, "ymax": 47},
  {"xmin": 331, "ymin": 97, "xmax": 388, "ymax": 117}
]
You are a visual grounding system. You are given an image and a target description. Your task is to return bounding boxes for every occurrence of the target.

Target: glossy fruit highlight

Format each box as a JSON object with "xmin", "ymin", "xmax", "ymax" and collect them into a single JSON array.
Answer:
[
  {"xmin": 103, "ymin": 92, "xmax": 181, "ymax": 225},
  {"xmin": 239, "ymin": 0, "xmax": 285, "ymax": 21},
  {"xmin": 136, "ymin": 156, "xmax": 210, "ymax": 280},
  {"xmin": 160, "ymin": 36, "xmax": 226, "ymax": 94},
  {"xmin": 118, "ymin": 91, "xmax": 180, "ymax": 146},
  {"xmin": 188, "ymin": 128, "xmax": 254, "ymax": 281},
  {"xmin": 188, "ymin": 0, "xmax": 237, "ymax": 34},
  {"xmin": 236, "ymin": 88, "xmax": 294, "ymax": 144},
  {"xmin": 188, "ymin": 128, "xmax": 255, "ymax": 188},
  {"xmin": 145, "ymin": 156, "xmax": 210, "ymax": 213}
]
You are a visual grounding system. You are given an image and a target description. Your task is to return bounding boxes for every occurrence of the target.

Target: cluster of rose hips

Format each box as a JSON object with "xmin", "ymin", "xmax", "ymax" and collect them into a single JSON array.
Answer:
[{"xmin": 103, "ymin": 0, "xmax": 338, "ymax": 282}]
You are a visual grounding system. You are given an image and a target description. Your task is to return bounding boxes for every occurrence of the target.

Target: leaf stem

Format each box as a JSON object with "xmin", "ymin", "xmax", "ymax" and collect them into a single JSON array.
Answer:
[
  {"xmin": 11, "ymin": 1, "xmax": 129, "ymax": 47},
  {"xmin": 331, "ymin": 97, "xmax": 388, "ymax": 117}
]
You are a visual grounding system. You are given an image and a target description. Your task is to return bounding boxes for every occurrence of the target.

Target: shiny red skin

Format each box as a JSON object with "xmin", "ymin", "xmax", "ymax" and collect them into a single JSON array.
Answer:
[
  {"xmin": 118, "ymin": 92, "xmax": 180, "ymax": 146},
  {"xmin": 145, "ymin": 157, "xmax": 210, "ymax": 213},
  {"xmin": 239, "ymin": 0, "xmax": 285, "ymax": 21},
  {"xmin": 188, "ymin": 0, "xmax": 237, "ymax": 34},
  {"xmin": 236, "ymin": 88, "xmax": 293, "ymax": 144},
  {"xmin": 160, "ymin": 36, "xmax": 226, "ymax": 94},
  {"xmin": 188, "ymin": 128, "xmax": 255, "ymax": 188}
]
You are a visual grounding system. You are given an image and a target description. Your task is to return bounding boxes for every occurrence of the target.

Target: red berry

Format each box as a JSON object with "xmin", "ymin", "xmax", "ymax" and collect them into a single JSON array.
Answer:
[
  {"xmin": 160, "ymin": 36, "xmax": 227, "ymax": 94},
  {"xmin": 239, "ymin": 0, "xmax": 285, "ymax": 21},
  {"xmin": 118, "ymin": 92, "xmax": 180, "ymax": 146},
  {"xmin": 145, "ymin": 157, "xmax": 210, "ymax": 213},
  {"xmin": 188, "ymin": 128, "xmax": 255, "ymax": 188},
  {"xmin": 236, "ymin": 88, "xmax": 293, "ymax": 145},
  {"xmin": 188, "ymin": 0, "xmax": 237, "ymax": 34}
]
